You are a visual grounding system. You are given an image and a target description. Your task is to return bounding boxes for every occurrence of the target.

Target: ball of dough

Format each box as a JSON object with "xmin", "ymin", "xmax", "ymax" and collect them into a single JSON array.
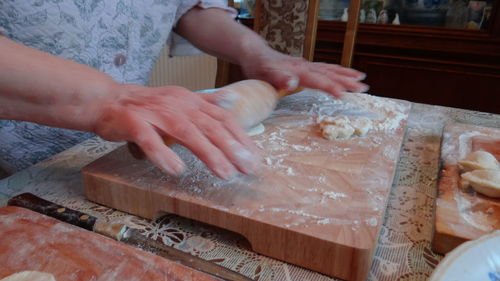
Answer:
[
  {"xmin": 461, "ymin": 169, "xmax": 500, "ymax": 198},
  {"xmin": 319, "ymin": 115, "xmax": 350, "ymax": 128},
  {"xmin": 458, "ymin": 150, "xmax": 500, "ymax": 172},
  {"xmin": 351, "ymin": 117, "xmax": 373, "ymax": 136},
  {"xmin": 321, "ymin": 124, "xmax": 355, "ymax": 140}
]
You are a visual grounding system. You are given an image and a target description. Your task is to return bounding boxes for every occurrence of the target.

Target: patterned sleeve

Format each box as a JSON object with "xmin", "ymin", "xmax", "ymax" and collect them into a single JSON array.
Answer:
[{"xmin": 169, "ymin": 0, "xmax": 238, "ymax": 56}]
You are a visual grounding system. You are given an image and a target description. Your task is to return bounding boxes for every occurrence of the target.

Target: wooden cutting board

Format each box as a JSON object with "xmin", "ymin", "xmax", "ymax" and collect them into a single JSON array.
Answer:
[
  {"xmin": 0, "ymin": 206, "xmax": 219, "ymax": 281},
  {"xmin": 83, "ymin": 92, "xmax": 410, "ymax": 281},
  {"xmin": 432, "ymin": 122, "xmax": 500, "ymax": 254}
]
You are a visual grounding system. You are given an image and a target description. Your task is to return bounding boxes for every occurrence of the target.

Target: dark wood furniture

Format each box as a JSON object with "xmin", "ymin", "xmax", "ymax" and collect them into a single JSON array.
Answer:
[{"xmin": 239, "ymin": 4, "xmax": 500, "ymax": 114}]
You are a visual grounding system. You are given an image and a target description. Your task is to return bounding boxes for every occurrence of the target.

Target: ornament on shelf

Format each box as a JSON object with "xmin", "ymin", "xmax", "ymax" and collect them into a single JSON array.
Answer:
[
  {"xmin": 359, "ymin": 9, "xmax": 366, "ymax": 23},
  {"xmin": 377, "ymin": 9, "xmax": 388, "ymax": 24},
  {"xmin": 341, "ymin": 8, "xmax": 348, "ymax": 22},
  {"xmin": 392, "ymin": 13, "xmax": 401, "ymax": 24},
  {"xmin": 366, "ymin": 8, "xmax": 377, "ymax": 23}
]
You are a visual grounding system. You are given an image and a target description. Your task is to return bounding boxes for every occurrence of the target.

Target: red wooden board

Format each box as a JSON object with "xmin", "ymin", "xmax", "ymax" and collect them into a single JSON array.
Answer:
[
  {"xmin": 0, "ymin": 206, "xmax": 218, "ymax": 281},
  {"xmin": 432, "ymin": 123, "xmax": 500, "ymax": 254}
]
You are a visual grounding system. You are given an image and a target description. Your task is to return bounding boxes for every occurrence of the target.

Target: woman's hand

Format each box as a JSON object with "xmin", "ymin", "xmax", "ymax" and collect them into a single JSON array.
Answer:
[
  {"xmin": 240, "ymin": 49, "xmax": 369, "ymax": 98},
  {"xmin": 93, "ymin": 84, "xmax": 260, "ymax": 179},
  {"xmin": 175, "ymin": 7, "xmax": 368, "ymax": 99}
]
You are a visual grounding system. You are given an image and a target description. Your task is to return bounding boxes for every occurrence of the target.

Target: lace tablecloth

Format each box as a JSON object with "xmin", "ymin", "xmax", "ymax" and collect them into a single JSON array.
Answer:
[{"xmin": 1, "ymin": 101, "xmax": 499, "ymax": 281}]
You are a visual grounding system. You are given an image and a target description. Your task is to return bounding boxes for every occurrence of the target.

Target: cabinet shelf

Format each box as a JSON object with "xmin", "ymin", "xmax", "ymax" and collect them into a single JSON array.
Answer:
[{"xmin": 237, "ymin": 4, "xmax": 499, "ymax": 113}]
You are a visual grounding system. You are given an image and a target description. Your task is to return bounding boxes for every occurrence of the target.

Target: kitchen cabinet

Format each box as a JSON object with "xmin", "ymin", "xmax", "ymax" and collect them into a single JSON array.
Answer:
[{"xmin": 239, "ymin": 0, "xmax": 500, "ymax": 113}]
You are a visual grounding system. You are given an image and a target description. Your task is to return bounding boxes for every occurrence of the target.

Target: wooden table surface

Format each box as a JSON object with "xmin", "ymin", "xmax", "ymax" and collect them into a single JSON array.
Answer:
[{"xmin": 1, "ymin": 92, "xmax": 499, "ymax": 281}]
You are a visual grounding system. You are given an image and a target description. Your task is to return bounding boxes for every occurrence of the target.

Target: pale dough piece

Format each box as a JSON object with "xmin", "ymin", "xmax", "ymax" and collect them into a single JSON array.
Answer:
[
  {"xmin": 246, "ymin": 123, "xmax": 265, "ymax": 136},
  {"xmin": 321, "ymin": 124, "xmax": 355, "ymax": 140},
  {"xmin": 318, "ymin": 115, "xmax": 350, "ymax": 128},
  {"xmin": 461, "ymin": 169, "xmax": 500, "ymax": 198},
  {"xmin": 318, "ymin": 115, "xmax": 372, "ymax": 140},
  {"xmin": 0, "ymin": 271, "xmax": 56, "ymax": 281},
  {"xmin": 350, "ymin": 117, "xmax": 373, "ymax": 136},
  {"xmin": 458, "ymin": 150, "xmax": 500, "ymax": 172}
]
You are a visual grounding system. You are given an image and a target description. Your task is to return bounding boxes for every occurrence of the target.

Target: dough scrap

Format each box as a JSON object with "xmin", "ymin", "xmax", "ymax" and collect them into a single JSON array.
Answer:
[
  {"xmin": 321, "ymin": 124, "xmax": 355, "ymax": 140},
  {"xmin": 0, "ymin": 271, "xmax": 56, "ymax": 281},
  {"xmin": 319, "ymin": 115, "xmax": 350, "ymax": 127},
  {"xmin": 458, "ymin": 150, "xmax": 500, "ymax": 172},
  {"xmin": 318, "ymin": 115, "xmax": 372, "ymax": 140},
  {"xmin": 351, "ymin": 117, "xmax": 373, "ymax": 136},
  {"xmin": 461, "ymin": 169, "xmax": 500, "ymax": 198}
]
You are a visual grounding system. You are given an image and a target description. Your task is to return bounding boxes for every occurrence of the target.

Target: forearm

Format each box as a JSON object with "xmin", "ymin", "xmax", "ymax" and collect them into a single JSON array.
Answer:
[
  {"xmin": 175, "ymin": 7, "xmax": 273, "ymax": 65},
  {"xmin": 0, "ymin": 37, "xmax": 119, "ymax": 132}
]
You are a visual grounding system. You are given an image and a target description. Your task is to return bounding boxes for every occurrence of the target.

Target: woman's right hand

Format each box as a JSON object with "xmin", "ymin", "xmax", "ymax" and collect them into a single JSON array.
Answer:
[{"xmin": 93, "ymin": 84, "xmax": 261, "ymax": 179}]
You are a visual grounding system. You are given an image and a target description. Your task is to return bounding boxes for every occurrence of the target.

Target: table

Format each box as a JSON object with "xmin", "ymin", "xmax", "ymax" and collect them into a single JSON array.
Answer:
[{"xmin": 1, "ymin": 100, "xmax": 499, "ymax": 281}]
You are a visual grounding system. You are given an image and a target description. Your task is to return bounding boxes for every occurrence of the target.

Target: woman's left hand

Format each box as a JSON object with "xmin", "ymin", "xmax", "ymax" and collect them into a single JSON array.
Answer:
[{"xmin": 240, "ymin": 49, "xmax": 369, "ymax": 98}]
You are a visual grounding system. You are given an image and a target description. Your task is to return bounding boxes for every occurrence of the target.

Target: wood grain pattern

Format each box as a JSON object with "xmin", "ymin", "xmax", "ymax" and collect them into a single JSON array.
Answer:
[
  {"xmin": 432, "ymin": 123, "xmax": 500, "ymax": 254},
  {"xmin": 0, "ymin": 206, "xmax": 219, "ymax": 281},
  {"xmin": 83, "ymin": 92, "xmax": 410, "ymax": 281}
]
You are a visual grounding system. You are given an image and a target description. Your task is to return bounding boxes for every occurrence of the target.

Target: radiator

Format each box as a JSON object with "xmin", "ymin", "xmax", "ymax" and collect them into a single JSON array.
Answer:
[{"xmin": 148, "ymin": 46, "xmax": 217, "ymax": 91}]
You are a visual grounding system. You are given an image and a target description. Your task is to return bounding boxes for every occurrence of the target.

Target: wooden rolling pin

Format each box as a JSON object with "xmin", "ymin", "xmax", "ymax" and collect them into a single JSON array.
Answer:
[{"xmin": 128, "ymin": 80, "xmax": 298, "ymax": 159}]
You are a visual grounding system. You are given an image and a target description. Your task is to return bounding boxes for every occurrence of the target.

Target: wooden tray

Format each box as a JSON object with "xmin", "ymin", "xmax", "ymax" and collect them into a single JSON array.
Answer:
[
  {"xmin": 432, "ymin": 122, "xmax": 500, "ymax": 254},
  {"xmin": 0, "ymin": 206, "xmax": 218, "ymax": 281},
  {"xmin": 83, "ymin": 92, "xmax": 410, "ymax": 281}
]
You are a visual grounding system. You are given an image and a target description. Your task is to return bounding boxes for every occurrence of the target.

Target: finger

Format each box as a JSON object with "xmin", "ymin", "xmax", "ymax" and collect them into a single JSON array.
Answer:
[
  {"xmin": 193, "ymin": 110, "xmax": 260, "ymax": 175},
  {"xmin": 328, "ymin": 76, "xmax": 370, "ymax": 93},
  {"xmin": 316, "ymin": 63, "xmax": 366, "ymax": 80},
  {"xmin": 309, "ymin": 65, "xmax": 369, "ymax": 93},
  {"xmin": 298, "ymin": 72, "xmax": 347, "ymax": 98},
  {"xmin": 162, "ymin": 118, "xmax": 238, "ymax": 179},
  {"xmin": 200, "ymin": 101, "xmax": 261, "ymax": 155},
  {"xmin": 131, "ymin": 121, "xmax": 186, "ymax": 176}
]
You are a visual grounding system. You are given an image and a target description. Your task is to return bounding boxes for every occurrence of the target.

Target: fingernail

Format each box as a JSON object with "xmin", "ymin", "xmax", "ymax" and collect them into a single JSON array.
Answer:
[
  {"xmin": 157, "ymin": 156, "xmax": 184, "ymax": 176},
  {"xmin": 228, "ymin": 140, "xmax": 259, "ymax": 174},
  {"xmin": 359, "ymin": 85, "xmax": 370, "ymax": 93},
  {"xmin": 235, "ymin": 148, "xmax": 259, "ymax": 174},
  {"xmin": 215, "ymin": 165, "xmax": 236, "ymax": 180},
  {"xmin": 286, "ymin": 77, "xmax": 299, "ymax": 91},
  {"xmin": 170, "ymin": 157, "xmax": 186, "ymax": 175},
  {"xmin": 357, "ymin": 73, "xmax": 367, "ymax": 81}
]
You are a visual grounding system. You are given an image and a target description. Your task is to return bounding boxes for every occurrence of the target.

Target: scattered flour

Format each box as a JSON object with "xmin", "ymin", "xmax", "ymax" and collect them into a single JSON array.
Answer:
[{"xmin": 146, "ymin": 90, "xmax": 407, "ymax": 231}]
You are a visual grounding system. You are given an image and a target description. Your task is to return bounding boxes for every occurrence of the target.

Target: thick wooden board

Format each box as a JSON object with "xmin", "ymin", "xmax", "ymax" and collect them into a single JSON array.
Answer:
[
  {"xmin": 0, "ymin": 206, "xmax": 218, "ymax": 281},
  {"xmin": 83, "ymin": 92, "xmax": 410, "ymax": 281},
  {"xmin": 432, "ymin": 123, "xmax": 500, "ymax": 254}
]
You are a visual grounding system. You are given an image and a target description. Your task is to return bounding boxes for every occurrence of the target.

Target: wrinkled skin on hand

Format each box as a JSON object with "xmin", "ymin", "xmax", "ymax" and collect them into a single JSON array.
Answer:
[
  {"xmin": 240, "ymin": 49, "xmax": 369, "ymax": 98},
  {"xmin": 94, "ymin": 84, "xmax": 260, "ymax": 179}
]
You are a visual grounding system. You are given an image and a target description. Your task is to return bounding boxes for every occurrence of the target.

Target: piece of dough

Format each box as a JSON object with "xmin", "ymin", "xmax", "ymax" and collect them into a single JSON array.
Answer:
[
  {"xmin": 318, "ymin": 115, "xmax": 350, "ymax": 128},
  {"xmin": 351, "ymin": 117, "xmax": 373, "ymax": 136},
  {"xmin": 321, "ymin": 124, "xmax": 355, "ymax": 140},
  {"xmin": 0, "ymin": 271, "xmax": 56, "ymax": 281},
  {"xmin": 318, "ymin": 115, "xmax": 372, "ymax": 140},
  {"xmin": 458, "ymin": 150, "xmax": 500, "ymax": 172},
  {"xmin": 461, "ymin": 169, "xmax": 500, "ymax": 198},
  {"xmin": 246, "ymin": 123, "xmax": 265, "ymax": 136}
]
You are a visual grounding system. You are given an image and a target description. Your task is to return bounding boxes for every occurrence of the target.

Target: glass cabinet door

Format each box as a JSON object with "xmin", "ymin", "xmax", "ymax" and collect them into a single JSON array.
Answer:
[{"xmin": 319, "ymin": 0, "xmax": 495, "ymax": 30}]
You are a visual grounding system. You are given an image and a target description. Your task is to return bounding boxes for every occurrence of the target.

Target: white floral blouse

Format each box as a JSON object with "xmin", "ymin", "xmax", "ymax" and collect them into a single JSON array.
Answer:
[{"xmin": 0, "ymin": 0, "xmax": 233, "ymax": 173}]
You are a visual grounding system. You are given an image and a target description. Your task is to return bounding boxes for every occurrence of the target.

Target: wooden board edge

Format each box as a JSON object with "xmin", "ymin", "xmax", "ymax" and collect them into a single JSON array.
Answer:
[
  {"xmin": 431, "ymin": 229, "xmax": 467, "ymax": 255},
  {"xmin": 83, "ymin": 168, "xmax": 380, "ymax": 281}
]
